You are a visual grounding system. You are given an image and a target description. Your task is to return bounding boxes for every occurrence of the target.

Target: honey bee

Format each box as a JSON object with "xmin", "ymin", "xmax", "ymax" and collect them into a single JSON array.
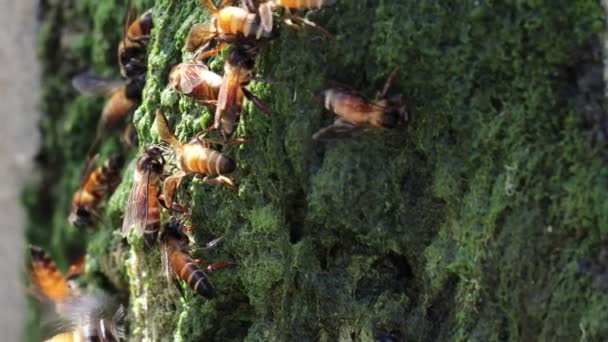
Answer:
[
  {"xmin": 257, "ymin": 0, "xmax": 335, "ymax": 38},
  {"xmin": 160, "ymin": 219, "xmax": 233, "ymax": 298},
  {"xmin": 69, "ymin": 154, "xmax": 124, "ymax": 229},
  {"xmin": 72, "ymin": 72, "xmax": 146, "ymax": 157},
  {"xmin": 156, "ymin": 111, "xmax": 243, "ymax": 208},
  {"xmin": 210, "ymin": 44, "xmax": 269, "ymax": 137},
  {"xmin": 121, "ymin": 145, "xmax": 165, "ymax": 246},
  {"xmin": 313, "ymin": 69, "xmax": 409, "ymax": 141},
  {"xmin": 186, "ymin": 0, "xmax": 274, "ymax": 53},
  {"xmin": 118, "ymin": 9, "xmax": 153, "ymax": 78},
  {"xmin": 28, "ymin": 245, "xmax": 82, "ymax": 303},
  {"xmin": 168, "ymin": 62, "xmax": 222, "ymax": 107},
  {"xmin": 45, "ymin": 296, "xmax": 127, "ymax": 342}
]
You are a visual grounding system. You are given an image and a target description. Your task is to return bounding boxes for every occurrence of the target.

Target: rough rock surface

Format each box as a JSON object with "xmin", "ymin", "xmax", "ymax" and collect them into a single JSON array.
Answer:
[{"xmin": 26, "ymin": 0, "xmax": 608, "ymax": 341}]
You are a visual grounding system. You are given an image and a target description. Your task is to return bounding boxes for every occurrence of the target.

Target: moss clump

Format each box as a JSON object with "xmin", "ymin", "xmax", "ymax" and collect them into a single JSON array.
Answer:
[{"xmin": 28, "ymin": 0, "xmax": 608, "ymax": 341}]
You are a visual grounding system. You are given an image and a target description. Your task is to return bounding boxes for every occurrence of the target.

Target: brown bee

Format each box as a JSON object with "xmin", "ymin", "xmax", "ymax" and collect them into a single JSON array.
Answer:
[
  {"xmin": 210, "ymin": 44, "xmax": 269, "ymax": 137},
  {"xmin": 168, "ymin": 62, "xmax": 222, "ymax": 107},
  {"xmin": 186, "ymin": 0, "xmax": 274, "ymax": 53},
  {"xmin": 72, "ymin": 72, "xmax": 146, "ymax": 157},
  {"xmin": 161, "ymin": 219, "xmax": 233, "ymax": 298},
  {"xmin": 258, "ymin": 0, "xmax": 335, "ymax": 38},
  {"xmin": 121, "ymin": 145, "xmax": 165, "ymax": 246},
  {"xmin": 156, "ymin": 111, "xmax": 243, "ymax": 208},
  {"xmin": 313, "ymin": 69, "xmax": 408, "ymax": 141},
  {"xmin": 45, "ymin": 296, "xmax": 127, "ymax": 342},
  {"xmin": 118, "ymin": 9, "xmax": 153, "ymax": 78},
  {"xmin": 28, "ymin": 245, "xmax": 83, "ymax": 303},
  {"xmin": 69, "ymin": 154, "xmax": 124, "ymax": 229}
]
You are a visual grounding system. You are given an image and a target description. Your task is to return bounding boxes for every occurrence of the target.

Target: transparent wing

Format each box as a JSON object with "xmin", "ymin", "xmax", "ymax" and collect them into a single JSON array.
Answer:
[{"xmin": 121, "ymin": 171, "xmax": 149, "ymax": 236}]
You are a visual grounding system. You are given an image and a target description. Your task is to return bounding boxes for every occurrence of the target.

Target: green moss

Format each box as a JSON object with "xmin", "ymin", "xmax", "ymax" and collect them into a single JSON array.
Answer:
[{"xmin": 27, "ymin": 0, "xmax": 608, "ymax": 340}]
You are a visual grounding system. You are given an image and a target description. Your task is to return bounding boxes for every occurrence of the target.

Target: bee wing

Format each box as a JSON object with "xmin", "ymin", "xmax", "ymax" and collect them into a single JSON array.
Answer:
[
  {"xmin": 217, "ymin": 69, "xmax": 242, "ymax": 113},
  {"xmin": 199, "ymin": 0, "xmax": 219, "ymax": 12},
  {"xmin": 161, "ymin": 242, "xmax": 173, "ymax": 285},
  {"xmin": 121, "ymin": 170, "xmax": 150, "ymax": 236},
  {"xmin": 177, "ymin": 64, "xmax": 210, "ymax": 95},
  {"xmin": 72, "ymin": 71, "xmax": 125, "ymax": 95},
  {"xmin": 187, "ymin": 23, "xmax": 217, "ymax": 52},
  {"xmin": 312, "ymin": 119, "xmax": 365, "ymax": 141}
]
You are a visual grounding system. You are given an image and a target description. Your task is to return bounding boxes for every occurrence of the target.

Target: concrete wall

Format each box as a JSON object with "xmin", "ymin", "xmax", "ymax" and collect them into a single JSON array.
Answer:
[{"xmin": 0, "ymin": 0, "xmax": 39, "ymax": 340}]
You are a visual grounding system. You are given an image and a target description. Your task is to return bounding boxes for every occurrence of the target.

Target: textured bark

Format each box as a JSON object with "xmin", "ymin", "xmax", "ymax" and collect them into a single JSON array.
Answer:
[{"xmin": 26, "ymin": 0, "xmax": 608, "ymax": 341}]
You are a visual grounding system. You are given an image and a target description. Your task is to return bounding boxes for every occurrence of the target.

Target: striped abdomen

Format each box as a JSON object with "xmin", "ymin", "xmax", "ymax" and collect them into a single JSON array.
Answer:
[
  {"xmin": 101, "ymin": 86, "xmax": 137, "ymax": 130},
  {"xmin": 216, "ymin": 7, "xmax": 272, "ymax": 39},
  {"xmin": 179, "ymin": 144, "xmax": 236, "ymax": 177},
  {"xmin": 143, "ymin": 180, "xmax": 161, "ymax": 245},
  {"xmin": 171, "ymin": 249, "xmax": 214, "ymax": 298},
  {"xmin": 323, "ymin": 89, "xmax": 388, "ymax": 127},
  {"xmin": 275, "ymin": 0, "xmax": 336, "ymax": 9},
  {"xmin": 30, "ymin": 246, "xmax": 71, "ymax": 301}
]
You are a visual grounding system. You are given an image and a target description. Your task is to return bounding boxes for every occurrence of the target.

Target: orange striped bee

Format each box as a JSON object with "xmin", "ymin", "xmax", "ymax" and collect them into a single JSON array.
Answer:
[
  {"xmin": 168, "ymin": 62, "xmax": 222, "ymax": 107},
  {"xmin": 258, "ymin": 0, "xmax": 335, "ymax": 38},
  {"xmin": 186, "ymin": 0, "xmax": 274, "ymax": 53},
  {"xmin": 161, "ymin": 219, "xmax": 232, "ymax": 298},
  {"xmin": 72, "ymin": 72, "xmax": 146, "ymax": 157},
  {"xmin": 69, "ymin": 154, "xmax": 124, "ymax": 229},
  {"xmin": 28, "ymin": 245, "xmax": 84, "ymax": 303},
  {"xmin": 121, "ymin": 145, "xmax": 165, "ymax": 246},
  {"xmin": 313, "ymin": 69, "xmax": 408, "ymax": 141},
  {"xmin": 45, "ymin": 296, "xmax": 127, "ymax": 342},
  {"xmin": 156, "ymin": 111, "xmax": 242, "ymax": 208},
  {"xmin": 211, "ymin": 44, "xmax": 269, "ymax": 137},
  {"xmin": 118, "ymin": 9, "xmax": 153, "ymax": 78}
]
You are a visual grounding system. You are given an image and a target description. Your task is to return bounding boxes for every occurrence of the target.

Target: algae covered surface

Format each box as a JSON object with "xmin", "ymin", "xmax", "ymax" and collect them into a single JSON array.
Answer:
[{"xmin": 26, "ymin": 0, "xmax": 608, "ymax": 340}]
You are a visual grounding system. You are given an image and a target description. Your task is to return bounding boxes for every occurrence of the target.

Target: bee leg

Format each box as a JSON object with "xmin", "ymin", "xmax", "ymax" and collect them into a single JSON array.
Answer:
[
  {"xmin": 379, "ymin": 69, "xmax": 400, "ymax": 99},
  {"xmin": 194, "ymin": 126, "xmax": 220, "ymax": 146},
  {"xmin": 242, "ymin": 87, "xmax": 271, "ymax": 114},
  {"xmin": 172, "ymin": 277, "xmax": 187, "ymax": 301},
  {"xmin": 201, "ymin": 175, "xmax": 238, "ymax": 190},
  {"xmin": 312, "ymin": 119, "xmax": 360, "ymax": 141},
  {"xmin": 188, "ymin": 236, "xmax": 225, "ymax": 251},
  {"xmin": 205, "ymin": 261, "xmax": 236, "ymax": 273},
  {"xmin": 192, "ymin": 42, "xmax": 226, "ymax": 63},
  {"xmin": 196, "ymin": 133, "xmax": 247, "ymax": 146},
  {"xmin": 283, "ymin": 14, "xmax": 333, "ymax": 39}
]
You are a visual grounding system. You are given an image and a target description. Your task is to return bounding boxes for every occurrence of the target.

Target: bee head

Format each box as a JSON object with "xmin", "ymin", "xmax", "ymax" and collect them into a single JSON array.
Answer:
[
  {"xmin": 139, "ymin": 145, "xmax": 165, "ymax": 173},
  {"xmin": 69, "ymin": 207, "xmax": 96, "ymax": 230},
  {"xmin": 125, "ymin": 74, "xmax": 146, "ymax": 100}
]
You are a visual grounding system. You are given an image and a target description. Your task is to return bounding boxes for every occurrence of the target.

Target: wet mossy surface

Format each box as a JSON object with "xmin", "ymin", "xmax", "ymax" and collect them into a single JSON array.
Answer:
[{"xmin": 25, "ymin": 0, "xmax": 608, "ymax": 341}]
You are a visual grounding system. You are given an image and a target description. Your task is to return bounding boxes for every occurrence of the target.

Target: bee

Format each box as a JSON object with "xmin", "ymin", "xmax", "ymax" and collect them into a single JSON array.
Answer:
[
  {"xmin": 45, "ymin": 296, "xmax": 127, "ymax": 342},
  {"xmin": 69, "ymin": 154, "xmax": 125, "ymax": 229},
  {"xmin": 118, "ymin": 9, "xmax": 153, "ymax": 78},
  {"xmin": 28, "ymin": 245, "xmax": 83, "ymax": 303},
  {"xmin": 257, "ymin": 0, "xmax": 335, "ymax": 38},
  {"xmin": 156, "ymin": 111, "xmax": 243, "ymax": 208},
  {"xmin": 72, "ymin": 72, "xmax": 146, "ymax": 157},
  {"xmin": 168, "ymin": 62, "xmax": 222, "ymax": 107},
  {"xmin": 312, "ymin": 69, "xmax": 409, "ymax": 141},
  {"xmin": 160, "ymin": 219, "xmax": 232, "ymax": 298},
  {"xmin": 121, "ymin": 145, "xmax": 166, "ymax": 246},
  {"xmin": 186, "ymin": 0, "xmax": 274, "ymax": 53},
  {"xmin": 210, "ymin": 44, "xmax": 269, "ymax": 137}
]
